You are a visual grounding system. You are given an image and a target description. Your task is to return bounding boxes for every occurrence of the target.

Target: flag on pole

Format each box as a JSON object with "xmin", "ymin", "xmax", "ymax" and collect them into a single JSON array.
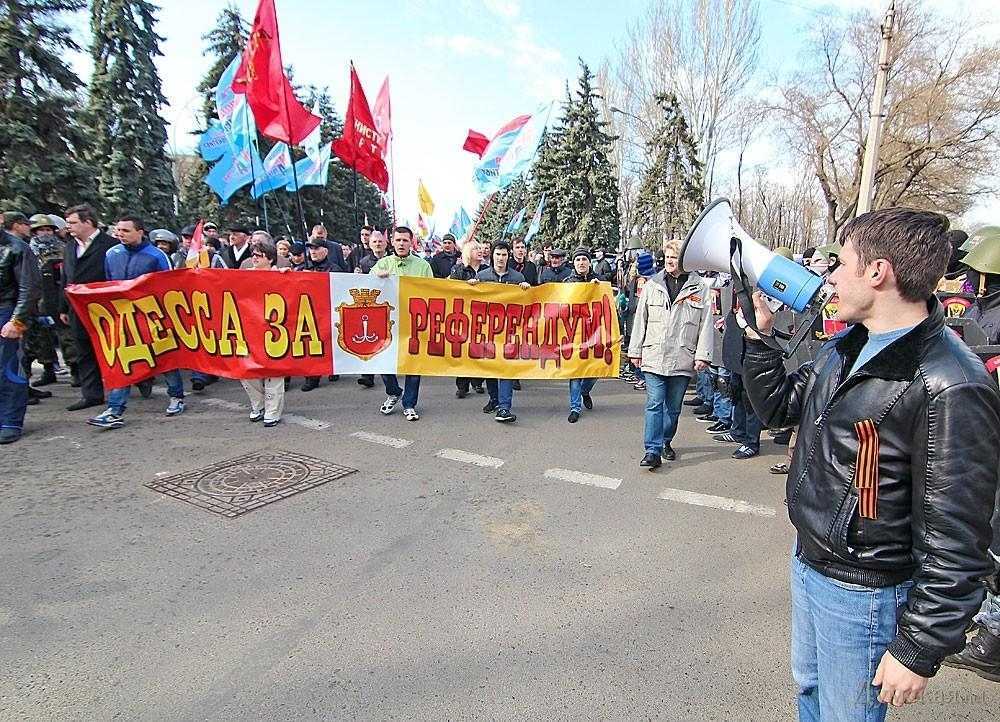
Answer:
[
  {"xmin": 417, "ymin": 179, "xmax": 435, "ymax": 216},
  {"xmin": 286, "ymin": 143, "xmax": 331, "ymax": 192},
  {"xmin": 471, "ymin": 114, "xmax": 532, "ymax": 192},
  {"xmin": 373, "ymin": 76, "xmax": 391, "ymax": 160},
  {"xmin": 448, "ymin": 207, "xmax": 473, "ymax": 241},
  {"xmin": 462, "ymin": 130, "xmax": 490, "ymax": 157},
  {"xmin": 205, "ymin": 143, "xmax": 256, "ymax": 205},
  {"xmin": 505, "ymin": 207, "xmax": 527, "ymax": 235},
  {"xmin": 232, "ymin": 0, "xmax": 322, "ymax": 145},
  {"xmin": 302, "ymin": 101, "xmax": 322, "ymax": 163},
  {"xmin": 252, "ymin": 142, "xmax": 293, "ymax": 198},
  {"xmin": 417, "ymin": 213, "xmax": 429, "ymax": 239},
  {"xmin": 524, "ymin": 193, "xmax": 546, "ymax": 244},
  {"xmin": 185, "ymin": 220, "xmax": 210, "ymax": 268},
  {"xmin": 332, "ymin": 63, "xmax": 389, "ymax": 192},
  {"xmin": 216, "ymin": 54, "xmax": 256, "ymax": 153},
  {"xmin": 497, "ymin": 102, "xmax": 553, "ymax": 187},
  {"xmin": 198, "ymin": 122, "xmax": 229, "ymax": 162}
]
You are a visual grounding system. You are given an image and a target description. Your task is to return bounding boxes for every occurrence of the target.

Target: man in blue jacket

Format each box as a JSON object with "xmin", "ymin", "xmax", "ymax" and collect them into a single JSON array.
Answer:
[{"xmin": 88, "ymin": 214, "xmax": 185, "ymax": 429}]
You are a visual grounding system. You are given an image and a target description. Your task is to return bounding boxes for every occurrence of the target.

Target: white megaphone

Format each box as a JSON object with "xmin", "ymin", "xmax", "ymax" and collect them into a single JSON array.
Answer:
[{"xmin": 680, "ymin": 198, "xmax": 832, "ymax": 357}]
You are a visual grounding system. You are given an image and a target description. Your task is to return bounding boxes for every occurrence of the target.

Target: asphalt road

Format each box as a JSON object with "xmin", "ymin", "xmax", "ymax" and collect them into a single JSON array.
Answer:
[{"xmin": 1, "ymin": 373, "xmax": 996, "ymax": 720}]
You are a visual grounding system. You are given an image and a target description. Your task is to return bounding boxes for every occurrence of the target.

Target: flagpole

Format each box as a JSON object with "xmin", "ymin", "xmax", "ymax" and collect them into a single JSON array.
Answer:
[
  {"xmin": 261, "ymin": 192, "xmax": 270, "ymax": 234},
  {"xmin": 287, "ymin": 144, "xmax": 308, "ymax": 238},
  {"xmin": 352, "ymin": 166, "xmax": 359, "ymax": 234},
  {"xmin": 466, "ymin": 191, "xmax": 496, "ymax": 245},
  {"xmin": 243, "ymin": 107, "xmax": 262, "ymax": 228},
  {"xmin": 498, "ymin": 180, "xmax": 529, "ymax": 244}
]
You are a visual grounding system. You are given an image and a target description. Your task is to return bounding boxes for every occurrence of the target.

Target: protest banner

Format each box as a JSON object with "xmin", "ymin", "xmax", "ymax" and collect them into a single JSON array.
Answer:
[{"xmin": 65, "ymin": 271, "xmax": 621, "ymax": 388}]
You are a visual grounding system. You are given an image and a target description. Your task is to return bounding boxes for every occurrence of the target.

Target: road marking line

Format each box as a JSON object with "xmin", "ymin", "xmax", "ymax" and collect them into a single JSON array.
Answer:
[
  {"xmin": 351, "ymin": 431, "xmax": 412, "ymax": 448},
  {"xmin": 657, "ymin": 487, "xmax": 776, "ymax": 517},
  {"xmin": 435, "ymin": 448, "xmax": 504, "ymax": 468},
  {"xmin": 544, "ymin": 468, "xmax": 622, "ymax": 490},
  {"xmin": 281, "ymin": 414, "xmax": 330, "ymax": 430}
]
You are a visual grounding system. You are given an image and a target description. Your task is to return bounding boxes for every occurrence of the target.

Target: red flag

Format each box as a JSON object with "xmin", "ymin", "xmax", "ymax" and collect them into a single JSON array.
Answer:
[
  {"xmin": 232, "ymin": 0, "xmax": 321, "ymax": 146},
  {"xmin": 463, "ymin": 130, "xmax": 490, "ymax": 157},
  {"xmin": 373, "ymin": 76, "xmax": 392, "ymax": 161},
  {"xmin": 332, "ymin": 63, "xmax": 389, "ymax": 192}
]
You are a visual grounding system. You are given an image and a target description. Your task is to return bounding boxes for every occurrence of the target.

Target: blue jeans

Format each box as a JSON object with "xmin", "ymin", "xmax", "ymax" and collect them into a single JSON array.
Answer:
[
  {"xmin": 975, "ymin": 590, "xmax": 1000, "ymax": 636},
  {"xmin": 643, "ymin": 372, "xmax": 689, "ymax": 454},
  {"xmin": 382, "ymin": 374, "xmax": 420, "ymax": 409},
  {"xmin": 486, "ymin": 378, "xmax": 514, "ymax": 411},
  {"xmin": 695, "ymin": 369, "xmax": 713, "ymax": 402},
  {"xmin": 730, "ymin": 372, "xmax": 762, "ymax": 450},
  {"xmin": 791, "ymin": 552, "xmax": 913, "ymax": 722},
  {"xmin": 107, "ymin": 370, "xmax": 184, "ymax": 416},
  {"xmin": 0, "ymin": 306, "xmax": 28, "ymax": 432},
  {"xmin": 712, "ymin": 367, "xmax": 733, "ymax": 424},
  {"xmin": 568, "ymin": 378, "xmax": 597, "ymax": 412}
]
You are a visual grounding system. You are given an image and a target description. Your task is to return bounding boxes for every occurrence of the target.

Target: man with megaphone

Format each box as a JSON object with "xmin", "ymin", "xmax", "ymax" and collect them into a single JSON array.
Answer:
[{"xmin": 694, "ymin": 205, "xmax": 1000, "ymax": 718}]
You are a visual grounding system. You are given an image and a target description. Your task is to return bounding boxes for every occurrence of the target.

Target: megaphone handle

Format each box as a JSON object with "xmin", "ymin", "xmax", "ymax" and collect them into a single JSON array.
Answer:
[{"xmin": 729, "ymin": 238, "xmax": 787, "ymax": 355}]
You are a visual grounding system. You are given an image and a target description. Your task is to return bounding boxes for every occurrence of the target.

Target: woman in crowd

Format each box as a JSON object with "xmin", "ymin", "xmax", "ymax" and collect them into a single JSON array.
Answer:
[
  {"xmin": 240, "ymin": 241, "xmax": 285, "ymax": 427},
  {"xmin": 449, "ymin": 240, "xmax": 486, "ymax": 398}
]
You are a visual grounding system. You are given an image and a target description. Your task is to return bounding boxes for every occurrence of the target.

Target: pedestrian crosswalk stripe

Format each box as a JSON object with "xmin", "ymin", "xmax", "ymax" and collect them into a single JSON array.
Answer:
[
  {"xmin": 657, "ymin": 487, "xmax": 776, "ymax": 517},
  {"xmin": 435, "ymin": 448, "xmax": 505, "ymax": 468},
  {"xmin": 351, "ymin": 431, "xmax": 413, "ymax": 448},
  {"xmin": 544, "ymin": 468, "xmax": 622, "ymax": 490}
]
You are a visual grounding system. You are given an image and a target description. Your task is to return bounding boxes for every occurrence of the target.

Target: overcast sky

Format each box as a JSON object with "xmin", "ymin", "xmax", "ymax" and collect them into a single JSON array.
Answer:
[{"xmin": 68, "ymin": 0, "xmax": 999, "ymax": 230}]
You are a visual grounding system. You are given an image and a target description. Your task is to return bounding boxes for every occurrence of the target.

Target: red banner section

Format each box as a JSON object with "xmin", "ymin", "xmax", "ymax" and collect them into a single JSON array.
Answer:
[{"xmin": 66, "ymin": 269, "xmax": 333, "ymax": 388}]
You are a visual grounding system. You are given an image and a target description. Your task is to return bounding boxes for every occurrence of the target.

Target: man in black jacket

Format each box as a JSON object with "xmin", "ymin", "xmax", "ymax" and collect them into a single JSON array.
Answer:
[
  {"xmin": 60, "ymin": 205, "xmax": 118, "ymax": 412},
  {"xmin": 0, "ymin": 223, "xmax": 41, "ymax": 443},
  {"xmin": 744, "ymin": 208, "xmax": 1000, "ymax": 716},
  {"xmin": 429, "ymin": 233, "xmax": 459, "ymax": 278},
  {"xmin": 510, "ymin": 238, "xmax": 538, "ymax": 286},
  {"xmin": 218, "ymin": 224, "xmax": 252, "ymax": 269}
]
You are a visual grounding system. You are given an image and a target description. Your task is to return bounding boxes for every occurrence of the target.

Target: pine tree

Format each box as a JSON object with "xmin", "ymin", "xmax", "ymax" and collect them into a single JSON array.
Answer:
[
  {"xmin": 0, "ymin": 0, "xmax": 95, "ymax": 213},
  {"xmin": 528, "ymin": 61, "xmax": 620, "ymax": 251},
  {"xmin": 87, "ymin": 0, "xmax": 177, "ymax": 226},
  {"xmin": 634, "ymin": 92, "xmax": 704, "ymax": 245}
]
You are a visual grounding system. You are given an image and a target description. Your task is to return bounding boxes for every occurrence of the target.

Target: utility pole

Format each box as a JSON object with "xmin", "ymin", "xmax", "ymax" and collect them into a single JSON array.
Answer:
[{"xmin": 856, "ymin": 0, "xmax": 897, "ymax": 216}]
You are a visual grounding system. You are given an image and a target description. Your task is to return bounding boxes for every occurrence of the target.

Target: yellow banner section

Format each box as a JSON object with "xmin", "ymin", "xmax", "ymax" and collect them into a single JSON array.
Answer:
[{"xmin": 397, "ymin": 277, "xmax": 621, "ymax": 379}]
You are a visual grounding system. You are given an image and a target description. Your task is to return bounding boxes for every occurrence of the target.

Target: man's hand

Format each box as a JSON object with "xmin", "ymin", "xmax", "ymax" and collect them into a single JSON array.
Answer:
[
  {"xmin": 628, "ymin": 356, "xmax": 641, "ymax": 367},
  {"xmin": 59, "ymin": 313, "xmax": 69, "ymax": 325},
  {"xmin": 873, "ymin": 651, "xmax": 928, "ymax": 707},
  {"xmin": 519, "ymin": 282, "xmax": 530, "ymax": 290},
  {"xmin": 1, "ymin": 321, "xmax": 24, "ymax": 339},
  {"xmin": 467, "ymin": 278, "xmax": 479, "ymax": 286},
  {"xmin": 374, "ymin": 269, "xmax": 390, "ymax": 279},
  {"xmin": 750, "ymin": 291, "xmax": 775, "ymax": 336},
  {"xmin": 694, "ymin": 359, "xmax": 709, "ymax": 372}
]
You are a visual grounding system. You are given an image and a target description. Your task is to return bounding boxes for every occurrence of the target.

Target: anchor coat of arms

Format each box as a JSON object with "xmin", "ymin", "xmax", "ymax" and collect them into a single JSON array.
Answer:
[{"xmin": 335, "ymin": 288, "xmax": 395, "ymax": 360}]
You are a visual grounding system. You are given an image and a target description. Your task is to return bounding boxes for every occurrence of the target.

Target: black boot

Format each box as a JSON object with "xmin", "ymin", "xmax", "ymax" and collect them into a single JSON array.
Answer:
[
  {"xmin": 943, "ymin": 627, "xmax": 1000, "ymax": 682},
  {"xmin": 28, "ymin": 385, "xmax": 52, "ymax": 400},
  {"xmin": 33, "ymin": 364, "xmax": 57, "ymax": 387},
  {"xmin": 301, "ymin": 377, "xmax": 320, "ymax": 392}
]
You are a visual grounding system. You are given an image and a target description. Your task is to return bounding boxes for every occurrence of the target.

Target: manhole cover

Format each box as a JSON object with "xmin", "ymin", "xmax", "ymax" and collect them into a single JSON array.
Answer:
[{"xmin": 145, "ymin": 451, "xmax": 357, "ymax": 518}]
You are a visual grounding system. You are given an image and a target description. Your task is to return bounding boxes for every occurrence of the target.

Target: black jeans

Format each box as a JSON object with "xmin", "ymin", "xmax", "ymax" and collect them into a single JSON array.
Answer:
[
  {"xmin": 456, "ymin": 377, "xmax": 483, "ymax": 393},
  {"xmin": 71, "ymin": 313, "xmax": 104, "ymax": 402}
]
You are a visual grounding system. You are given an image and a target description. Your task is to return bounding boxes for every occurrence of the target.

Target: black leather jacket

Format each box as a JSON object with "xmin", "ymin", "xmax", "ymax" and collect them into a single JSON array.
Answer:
[
  {"xmin": 744, "ymin": 298, "xmax": 1000, "ymax": 677},
  {"xmin": 0, "ymin": 231, "xmax": 41, "ymax": 325}
]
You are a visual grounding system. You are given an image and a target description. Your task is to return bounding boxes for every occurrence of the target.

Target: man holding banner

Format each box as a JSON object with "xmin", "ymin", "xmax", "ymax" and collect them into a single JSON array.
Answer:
[
  {"xmin": 87, "ymin": 215, "xmax": 186, "ymax": 429},
  {"xmin": 372, "ymin": 226, "xmax": 432, "ymax": 421}
]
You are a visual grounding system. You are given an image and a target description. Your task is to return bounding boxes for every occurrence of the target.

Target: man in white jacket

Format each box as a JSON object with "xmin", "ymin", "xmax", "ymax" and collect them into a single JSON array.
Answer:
[{"xmin": 627, "ymin": 239, "xmax": 714, "ymax": 469}]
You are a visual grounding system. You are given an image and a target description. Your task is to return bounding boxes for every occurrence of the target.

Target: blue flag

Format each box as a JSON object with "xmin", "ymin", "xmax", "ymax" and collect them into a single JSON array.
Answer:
[
  {"xmin": 496, "ymin": 102, "xmax": 553, "ymax": 189},
  {"xmin": 524, "ymin": 193, "xmax": 546, "ymax": 244},
  {"xmin": 252, "ymin": 143, "xmax": 293, "ymax": 198},
  {"xmin": 505, "ymin": 207, "xmax": 527, "ymax": 235},
  {"xmin": 199, "ymin": 122, "xmax": 228, "ymax": 162},
  {"xmin": 448, "ymin": 207, "xmax": 473, "ymax": 240},
  {"xmin": 286, "ymin": 144, "xmax": 331, "ymax": 192},
  {"xmin": 206, "ymin": 146, "xmax": 255, "ymax": 205}
]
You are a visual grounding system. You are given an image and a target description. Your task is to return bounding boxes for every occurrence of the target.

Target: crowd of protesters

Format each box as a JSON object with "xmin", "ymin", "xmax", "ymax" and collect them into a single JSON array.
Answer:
[{"xmin": 2, "ymin": 201, "xmax": 999, "ymax": 714}]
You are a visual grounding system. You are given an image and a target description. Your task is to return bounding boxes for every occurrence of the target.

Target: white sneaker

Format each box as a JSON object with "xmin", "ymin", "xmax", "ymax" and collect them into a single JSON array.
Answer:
[
  {"xmin": 403, "ymin": 408, "xmax": 419, "ymax": 421},
  {"xmin": 380, "ymin": 395, "xmax": 400, "ymax": 415},
  {"xmin": 165, "ymin": 397, "xmax": 185, "ymax": 416}
]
